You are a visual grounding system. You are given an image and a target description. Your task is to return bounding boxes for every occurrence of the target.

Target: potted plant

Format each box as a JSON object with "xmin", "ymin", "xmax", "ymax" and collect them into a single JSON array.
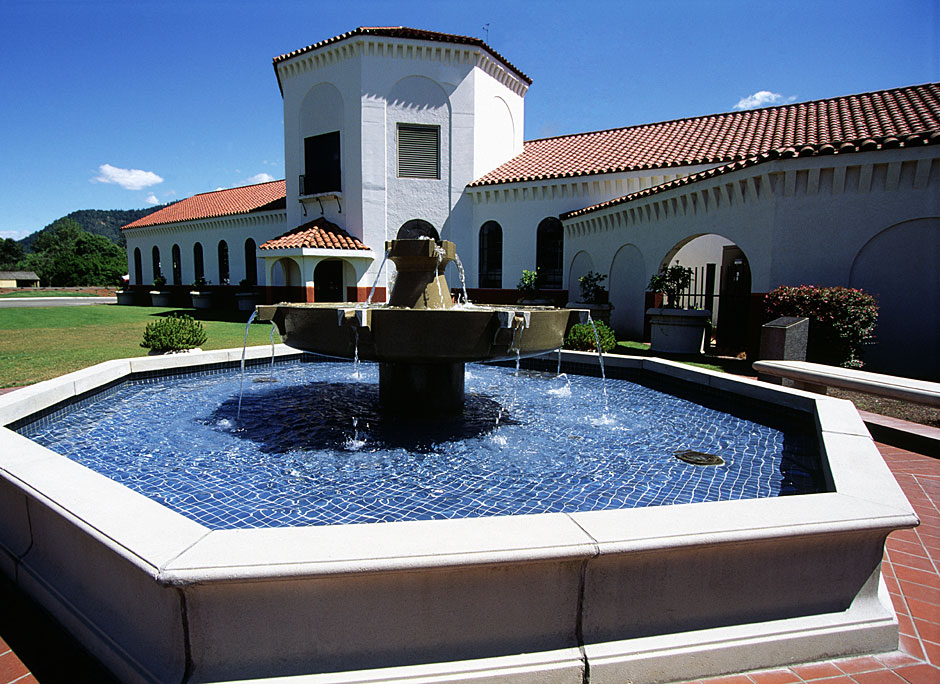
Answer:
[
  {"xmin": 149, "ymin": 273, "xmax": 172, "ymax": 307},
  {"xmin": 517, "ymin": 268, "xmax": 551, "ymax": 305},
  {"xmin": 115, "ymin": 275, "xmax": 136, "ymax": 306},
  {"xmin": 567, "ymin": 270, "xmax": 613, "ymax": 325},
  {"xmin": 190, "ymin": 277, "xmax": 214, "ymax": 310},
  {"xmin": 235, "ymin": 278, "xmax": 260, "ymax": 312},
  {"xmin": 646, "ymin": 261, "xmax": 711, "ymax": 354}
]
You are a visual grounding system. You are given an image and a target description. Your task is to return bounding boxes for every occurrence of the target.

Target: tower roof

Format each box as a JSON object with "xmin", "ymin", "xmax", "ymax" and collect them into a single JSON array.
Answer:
[{"xmin": 272, "ymin": 26, "xmax": 532, "ymax": 92}]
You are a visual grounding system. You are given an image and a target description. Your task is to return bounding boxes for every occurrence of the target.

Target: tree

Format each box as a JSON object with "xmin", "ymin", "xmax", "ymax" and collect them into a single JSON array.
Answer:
[
  {"xmin": 26, "ymin": 219, "xmax": 127, "ymax": 286},
  {"xmin": 0, "ymin": 238, "xmax": 24, "ymax": 270}
]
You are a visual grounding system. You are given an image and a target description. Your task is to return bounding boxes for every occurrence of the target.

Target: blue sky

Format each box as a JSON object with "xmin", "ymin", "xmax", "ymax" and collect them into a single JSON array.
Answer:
[{"xmin": 1, "ymin": 0, "xmax": 938, "ymax": 240}]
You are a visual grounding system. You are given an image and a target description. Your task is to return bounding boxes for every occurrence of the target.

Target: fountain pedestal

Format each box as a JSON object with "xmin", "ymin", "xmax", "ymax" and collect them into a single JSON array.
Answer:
[{"xmin": 379, "ymin": 361, "xmax": 465, "ymax": 414}]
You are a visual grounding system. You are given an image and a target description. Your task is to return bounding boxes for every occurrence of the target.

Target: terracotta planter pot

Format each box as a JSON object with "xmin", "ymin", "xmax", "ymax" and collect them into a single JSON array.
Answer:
[
  {"xmin": 647, "ymin": 308, "xmax": 711, "ymax": 354},
  {"xmin": 150, "ymin": 290, "xmax": 172, "ymax": 307},
  {"xmin": 115, "ymin": 291, "xmax": 136, "ymax": 306},
  {"xmin": 190, "ymin": 291, "xmax": 215, "ymax": 309}
]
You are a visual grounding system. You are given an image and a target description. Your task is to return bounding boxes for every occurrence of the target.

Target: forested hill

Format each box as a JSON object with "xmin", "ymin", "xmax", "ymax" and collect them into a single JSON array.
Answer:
[{"xmin": 19, "ymin": 205, "xmax": 172, "ymax": 250}]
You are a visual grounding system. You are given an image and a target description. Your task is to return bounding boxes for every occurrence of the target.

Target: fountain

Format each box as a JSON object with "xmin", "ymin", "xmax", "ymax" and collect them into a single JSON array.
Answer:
[
  {"xmin": 0, "ymin": 234, "xmax": 920, "ymax": 684},
  {"xmin": 256, "ymin": 233, "xmax": 585, "ymax": 414}
]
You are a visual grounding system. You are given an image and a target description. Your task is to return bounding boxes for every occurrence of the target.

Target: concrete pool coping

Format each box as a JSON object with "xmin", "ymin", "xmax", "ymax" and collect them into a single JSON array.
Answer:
[{"xmin": 0, "ymin": 347, "xmax": 920, "ymax": 683}]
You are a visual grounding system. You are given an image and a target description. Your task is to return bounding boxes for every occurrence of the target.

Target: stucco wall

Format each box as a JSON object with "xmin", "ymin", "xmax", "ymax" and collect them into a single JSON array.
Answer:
[
  {"xmin": 124, "ymin": 210, "xmax": 286, "ymax": 287},
  {"xmin": 562, "ymin": 148, "xmax": 940, "ymax": 378}
]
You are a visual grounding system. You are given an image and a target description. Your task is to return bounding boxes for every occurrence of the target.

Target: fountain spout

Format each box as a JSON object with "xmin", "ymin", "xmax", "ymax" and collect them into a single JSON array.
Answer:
[{"xmin": 385, "ymin": 239, "xmax": 456, "ymax": 309}]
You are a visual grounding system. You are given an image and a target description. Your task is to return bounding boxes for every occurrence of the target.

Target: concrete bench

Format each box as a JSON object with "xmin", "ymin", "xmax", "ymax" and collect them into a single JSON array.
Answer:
[{"xmin": 752, "ymin": 360, "xmax": 940, "ymax": 408}]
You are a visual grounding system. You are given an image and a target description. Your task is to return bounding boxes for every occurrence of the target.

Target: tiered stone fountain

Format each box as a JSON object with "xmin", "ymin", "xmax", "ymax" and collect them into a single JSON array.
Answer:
[{"xmin": 257, "ymin": 236, "xmax": 585, "ymax": 413}]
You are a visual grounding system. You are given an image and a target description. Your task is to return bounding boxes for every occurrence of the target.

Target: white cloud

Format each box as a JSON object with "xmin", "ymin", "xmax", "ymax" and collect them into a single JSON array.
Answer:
[
  {"xmin": 245, "ymin": 172, "xmax": 275, "ymax": 184},
  {"xmin": 0, "ymin": 228, "xmax": 31, "ymax": 240},
  {"xmin": 732, "ymin": 90, "xmax": 792, "ymax": 111},
  {"xmin": 92, "ymin": 164, "xmax": 163, "ymax": 191},
  {"xmin": 145, "ymin": 193, "xmax": 159, "ymax": 205}
]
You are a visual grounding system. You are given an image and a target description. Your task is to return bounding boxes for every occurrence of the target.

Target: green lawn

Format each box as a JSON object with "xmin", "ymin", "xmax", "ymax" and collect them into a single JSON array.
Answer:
[{"xmin": 0, "ymin": 304, "xmax": 280, "ymax": 388}]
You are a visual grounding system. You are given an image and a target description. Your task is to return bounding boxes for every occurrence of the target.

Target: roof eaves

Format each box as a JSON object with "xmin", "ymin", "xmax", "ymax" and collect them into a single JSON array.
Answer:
[
  {"xmin": 272, "ymin": 26, "xmax": 531, "ymax": 95},
  {"xmin": 560, "ymin": 130, "xmax": 940, "ymax": 220}
]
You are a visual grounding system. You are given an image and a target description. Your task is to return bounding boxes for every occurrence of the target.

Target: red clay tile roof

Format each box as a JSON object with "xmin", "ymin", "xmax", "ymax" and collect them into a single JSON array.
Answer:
[
  {"xmin": 122, "ymin": 180, "xmax": 286, "ymax": 229},
  {"xmin": 258, "ymin": 217, "xmax": 369, "ymax": 251},
  {"xmin": 272, "ymin": 26, "xmax": 531, "ymax": 89},
  {"xmin": 471, "ymin": 82, "xmax": 940, "ymax": 187},
  {"xmin": 561, "ymin": 129, "xmax": 940, "ymax": 220}
]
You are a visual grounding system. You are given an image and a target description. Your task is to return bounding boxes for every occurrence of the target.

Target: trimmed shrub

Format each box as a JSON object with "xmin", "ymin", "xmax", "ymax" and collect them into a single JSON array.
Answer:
[
  {"xmin": 141, "ymin": 313, "xmax": 208, "ymax": 353},
  {"xmin": 564, "ymin": 320, "xmax": 617, "ymax": 353},
  {"xmin": 764, "ymin": 285, "xmax": 878, "ymax": 368}
]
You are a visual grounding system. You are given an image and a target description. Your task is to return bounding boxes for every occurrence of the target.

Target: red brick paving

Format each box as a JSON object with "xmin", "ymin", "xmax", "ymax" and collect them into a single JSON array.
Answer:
[{"xmin": 1, "ymin": 442, "xmax": 938, "ymax": 684}]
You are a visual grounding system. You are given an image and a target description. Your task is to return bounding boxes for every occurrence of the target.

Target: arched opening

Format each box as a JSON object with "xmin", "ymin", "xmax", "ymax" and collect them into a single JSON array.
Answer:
[
  {"xmin": 536, "ymin": 217, "xmax": 563, "ymax": 289},
  {"xmin": 478, "ymin": 221, "xmax": 502, "ymax": 288},
  {"xmin": 133, "ymin": 248, "xmax": 142, "ymax": 285},
  {"xmin": 657, "ymin": 234, "xmax": 750, "ymax": 353},
  {"xmin": 397, "ymin": 219, "xmax": 439, "ymax": 242},
  {"xmin": 151, "ymin": 246, "xmax": 161, "ymax": 284},
  {"xmin": 271, "ymin": 258, "xmax": 301, "ymax": 287},
  {"xmin": 193, "ymin": 243, "xmax": 204, "ymax": 283},
  {"xmin": 314, "ymin": 260, "xmax": 345, "ymax": 302},
  {"xmin": 566, "ymin": 250, "xmax": 595, "ymax": 297},
  {"xmin": 218, "ymin": 240, "xmax": 229, "ymax": 285},
  {"xmin": 171, "ymin": 244, "xmax": 182, "ymax": 286},
  {"xmin": 849, "ymin": 218, "xmax": 939, "ymax": 378},
  {"xmin": 244, "ymin": 238, "xmax": 257, "ymax": 286},
  {"xmin": 609, "ymin": 244, "xmax": 646, "ymax": 338}
]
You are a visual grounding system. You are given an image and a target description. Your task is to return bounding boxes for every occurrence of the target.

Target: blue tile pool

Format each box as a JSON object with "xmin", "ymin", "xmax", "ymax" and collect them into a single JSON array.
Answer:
[{"xmin": 18, "ymin": 360, "xmax": 822, "ymax": 529}]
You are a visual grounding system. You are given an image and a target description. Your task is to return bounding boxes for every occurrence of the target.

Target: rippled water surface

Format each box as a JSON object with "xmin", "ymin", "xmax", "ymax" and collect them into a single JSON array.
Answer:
[{"xmin": 21, "ymin": 360, "xmax": 822, "ymax": 529}]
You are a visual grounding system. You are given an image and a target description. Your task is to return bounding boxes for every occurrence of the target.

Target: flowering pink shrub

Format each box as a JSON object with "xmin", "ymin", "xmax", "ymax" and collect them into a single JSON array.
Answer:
[{"xmin": 764, "ymin": 285, "xmax": 878, "ymax": 368}]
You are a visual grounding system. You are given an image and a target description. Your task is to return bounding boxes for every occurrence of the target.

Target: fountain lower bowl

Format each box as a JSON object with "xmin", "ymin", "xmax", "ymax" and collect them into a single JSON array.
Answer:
[
  {"xmin": 257, "ymin": 303, "xmax": 584, "ymax": 364},
  {"xmin": 0, "ymin": 348, "xmax": 918, "ymax": 684}
]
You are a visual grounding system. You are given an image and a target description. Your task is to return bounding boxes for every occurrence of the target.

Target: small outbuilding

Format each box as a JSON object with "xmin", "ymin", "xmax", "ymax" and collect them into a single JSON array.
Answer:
[{"xmin": 0, "ymin": 271, "xmax": 40, "ymax": 288}]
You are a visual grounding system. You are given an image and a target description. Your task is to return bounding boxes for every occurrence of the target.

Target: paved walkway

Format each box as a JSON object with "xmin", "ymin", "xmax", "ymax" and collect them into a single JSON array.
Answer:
[
  {"xmin": 1, "ymin": 442, "xmax": 938, "ymax": 683},
  {"xmin": 0, "ymin": 296, "xmax": 116, "ymax": 308}
]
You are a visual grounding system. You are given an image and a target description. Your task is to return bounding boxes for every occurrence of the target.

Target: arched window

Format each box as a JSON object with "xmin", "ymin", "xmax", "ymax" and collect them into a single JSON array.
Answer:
[
  {"xmin": 397, "ymin": 219, "xmax": 439, "ymax": 241},
  {"xmin": 244, "ymin": 238, "xmax": 257, "ymax": 286},
  {"xmin": 133, "ymin": 248, "xmax": 142, "ymax": 285},
  {"xmin": 218, "ymin": 240, "xmax": 229, "ymax": 285},
  {"xmin": 171, "ymin": 244, "xmax": 182, "ymax": 285},
  {"xmin": 193, "ymin": 243, "xmax": 204, "ymax": 283},
  {"xmin": 536, "ymin": 217, "xmax": 564, "ymax": 290},
  {"xmin": 478, "ymin": 221, "xmax": 502, "ymax": 288},
  {"xmin": 151, "ymin": 246, "xmax": 161, "ymax": 284}
]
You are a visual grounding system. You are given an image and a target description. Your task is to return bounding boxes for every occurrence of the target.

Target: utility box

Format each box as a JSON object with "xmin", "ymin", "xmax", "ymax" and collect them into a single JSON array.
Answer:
[{"xmin": 759, "ymin": 317, "xmax": 809, "ymax": 386}]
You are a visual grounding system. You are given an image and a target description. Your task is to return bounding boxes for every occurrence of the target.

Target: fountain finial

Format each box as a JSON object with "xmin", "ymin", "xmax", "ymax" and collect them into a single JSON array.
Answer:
[{"xmin": 385, "ymin": 239, "xmax": 456, "ymax": 309}]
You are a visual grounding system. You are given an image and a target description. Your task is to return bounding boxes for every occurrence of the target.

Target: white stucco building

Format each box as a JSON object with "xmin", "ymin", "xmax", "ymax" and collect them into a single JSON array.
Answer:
[{"xmin": 123, "ymin": 26, "xmax": 940, "ymax": 379}]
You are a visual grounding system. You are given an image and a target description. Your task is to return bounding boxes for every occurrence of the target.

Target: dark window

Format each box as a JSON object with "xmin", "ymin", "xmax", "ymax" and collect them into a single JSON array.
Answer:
[
  {"xmin": 397, "ymin": 124, "xmax": 440, "ymax": 179},
  {"xmin": 133, "ymin": 248, "xmax": 142, "ymax": 285},
  {"xmin": 302, "ymin": 131, "xmax": 341, "ymax": 195},
  {"xmin": 314, "ymin": 260, "xmax": 344, "ymax": 302},
  {"xmin": 171, "ymin": 244, "xmax": 182, "ymax": 285},
  {"xmin": 151, "ymin": 246, "xmax": 161, "ymax": 283},
  {"xmin": 244, "ymin": 238, "xmax": 257, "ymax": 286},
  {"xmin": 479, "ymin": 221, "xmax": 502, "ymax": 288},
  {"xmin": 218, "ymin": 240, "xmax": 229, "ymax": 285},
  {"xmin": 193, "ymin": 243, "xmax": 204, "ymax": 282},
  {"xmin": 536, "ymin": 217, "xmax": 564, "ymax": 289}
]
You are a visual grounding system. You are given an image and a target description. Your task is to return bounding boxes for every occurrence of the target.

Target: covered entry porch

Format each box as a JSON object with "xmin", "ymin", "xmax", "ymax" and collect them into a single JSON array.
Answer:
[{"xmin": 258, "ymin": 217, "xmax": 376, "ymax": 304}]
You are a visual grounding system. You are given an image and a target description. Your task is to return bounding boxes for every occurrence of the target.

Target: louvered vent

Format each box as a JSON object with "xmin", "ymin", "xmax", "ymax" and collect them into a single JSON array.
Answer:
[{"xmin": 398, "ymin": 124, "xmax": 440, "ymax": 179}]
